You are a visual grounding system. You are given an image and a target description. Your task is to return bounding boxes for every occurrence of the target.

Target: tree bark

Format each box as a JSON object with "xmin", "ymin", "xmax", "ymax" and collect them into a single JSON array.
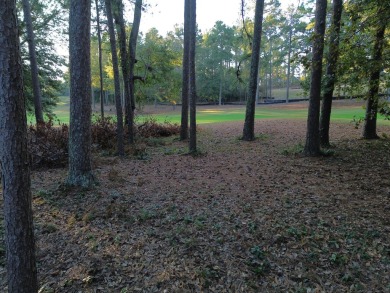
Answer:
[
  {"xmin": 319, "ymin": 0, "xmax": 343, "ymax": 147},
  {"xmin": 105, "ymin": 0, "xmax": 125, "ymax": 155},
  {"xmin": 68, "ymin": 0, "xmax": 95, "ymax": 187},
  {"xmin": 0, "ymin": 1, "xmax": 38, "ymax": 291},
  {"xmin": 242, "ymin": 0, "xmax": 265, "ymax": 141},
  {"xmin": 219, "ymin": 62, "xmax": 223, "ymax": 106},
  {"xmin": 286, "ymin": 23, "xmax": 293, "ymax": 103},
  {"xmin": 22, "ymin": 0, "xmax": 44, "ymax": 124},
  {"xmin": 95, "ymin": 0, "xmax": 105, "ymax": 119},
  {"xmin": 363, "ymin": 20, "xmax": 386, "ymax": 139},
  {"xmin": 180, "ymin": 0, "xmax": 191, "ymax": 140},
  {"xmin": 113, "ymin": 0, "xmax": 134, "ymax": 143},
  {"xmin": 303, "ymin": 0, "xmax": 327, "ymax": 156},
  {"xmin": 189, "ymin": 0, "xmax": 197, "ymax": 152},
  {"xmin": 128, "ymin": 0, "xmax": 142, "ymax": 112}
]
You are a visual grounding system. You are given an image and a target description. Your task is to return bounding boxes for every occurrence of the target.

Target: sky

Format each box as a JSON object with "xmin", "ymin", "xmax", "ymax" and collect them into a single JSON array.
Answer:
[
  {"xmin": 140, "ymin": 0, "xmax": 242, "ymax": 35},
  {"xmin": 139, "ymin": 0, "xmax": 290, "ymax": 36}
]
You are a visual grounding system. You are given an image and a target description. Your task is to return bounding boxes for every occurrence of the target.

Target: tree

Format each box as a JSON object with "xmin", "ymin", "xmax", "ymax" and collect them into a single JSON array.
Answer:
[
  {"xmin": 136, "ymin": 28, "xmax": 182, "ymax": 105},
  {"xmin": 18, "ymin": 0, "xmax": 67, "ymax": 117},
  {"xmin": 128, "ymin": 0, "xmax": 143, "ymax": 112},
  {"xmin": 180, "ymin": 0, "xmax": 190, "ymax": 140},
  {"xmin": 67, "ymin": 0, "xmax": 95, "ymax": 187},
  {"xmin": 319, "ymin": 0, "xmax": 343, "ymax": 147},
  {"xmin": 22, "ymin": 0, "xmax": 44, "ymax": 124},
  {"xmin": 189, "ymin": 0, "xmax": 197, "ymax": 152},
  {"xmin": 105, "ymin": 0, "xmax": 125, "ymax": 155},
  {"xmin": 0, "ymin": 0, "xmax": 38, "ymax": 291},
  {"xmin": 362, "ymin": 2, "xmax": 388, "ymax": 139},
  {"xmin": 303, "ymin": 0, "xmax": 327, "ymax": 156},
  {"xmin": 242, "ymin": 0, "xmax": 265, "ymax": 141},
  {"xmin": 113, "ymin": 0, "xmax": 134, "ymax": 143},
  {"xmin": 94, "ymin": 0, "xmax": 105, "ymax": 118}
]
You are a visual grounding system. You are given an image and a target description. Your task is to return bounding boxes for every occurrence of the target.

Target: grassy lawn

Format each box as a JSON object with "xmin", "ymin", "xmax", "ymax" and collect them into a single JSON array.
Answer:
[
  {"xmin": 149, "ymin": 104, "xmax": 389, "ymax": 125},
  {"xmin": 34, "ymin": 95, "xmax": 390, "ymax": 126}
]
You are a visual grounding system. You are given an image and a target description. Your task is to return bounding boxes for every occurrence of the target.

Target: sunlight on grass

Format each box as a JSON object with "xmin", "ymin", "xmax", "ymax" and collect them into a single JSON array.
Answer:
[
  {"xmin": 31, "ymin": 96, "xmax": 390, "ymax": 127},
  {"xmin": 199, "ymin": 110, "xmax": 226, "ymax": 113}
]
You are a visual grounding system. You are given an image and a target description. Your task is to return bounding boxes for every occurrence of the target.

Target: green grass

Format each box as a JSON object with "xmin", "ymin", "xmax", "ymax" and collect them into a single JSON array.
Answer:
[
  {"xmin": 32, "ymin": 95, "xmax": 390, "ymax": 126},
  {"xmin": 150, "ymin": 105, "xmax": 389, "ymax": 125}
]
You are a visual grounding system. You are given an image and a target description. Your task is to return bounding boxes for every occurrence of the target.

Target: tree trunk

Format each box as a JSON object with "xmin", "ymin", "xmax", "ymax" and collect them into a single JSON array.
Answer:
[
  {"xmin": 105, "ymin": 0, "xmax": 125, "ymax": 155},
  {"xmin": 68, "ymin": 0, "xmax": 95, "ymax": 187},
  {"xmin": 22, "ymin": 0, "xmax": 44, "ymax": 124},
  {"xmin": 319, "ymin": 0, "xmax": 343, "ymax": 147},
  {"xmin": 363, "ymin": 21, "xmax": 386, "ymax": 139},
  {"xmin": 0, "ymin": 1, "xmax": 38, "ymax": 291},
  {"xmin": 128, "ymin": 0, "xmax": 142, "ymax": 112},
  {"xmin": 113, "ymin": 0, "xmax": 134, "ymax": 143},
  {"xmin": 219, "ymin": 63, "xmax": 223, "ymax": 106},
  {"xmin": 286, "ymin": 23, "xmax": 293, "ymax": 103},
  {"xmin": 95, "ymin": 0, "xmax": 105, "ymax": 119},
  {"xmin": 180, "ymin": 0, "xmax": 190, "ymax": 140},
  {"xmin": 242, "ymin": 0, "xmax": 265, "ymax": 141},
  {"xmin": 303, "ymin": 0, "xmax": 327, "ymax": 156},
  {"xmin": 189, "ymin": 0, "xmax": 197, "ymax": 153},
  {"xmin": 269, "ymin": 38, "xmax": 272, "ymax": 99}
]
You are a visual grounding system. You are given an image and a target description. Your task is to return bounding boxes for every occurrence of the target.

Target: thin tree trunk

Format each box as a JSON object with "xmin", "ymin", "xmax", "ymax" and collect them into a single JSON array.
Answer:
[
  {"xmin": 255, "ymin": 65, "xmax": 261, "ymax": 104},
  {"xmin": 128, "ymin": 0, "xmax": 142, "ymax": 112},
  {"xmin": 269, "ymin": 38, "xmax": 272, "ymax": 99},
  {"xmin": 22, "ymin": 0, "xmax": 44, "ymax": 124},
  {"xmin": 286, "ymin": 24, "xmax": 293, "ymax": 103},
  {"xmin": 219, "ymin": 63, "xmax": 223, "ymax": 105},
  {"xmin": 363, "ymin": 21, "xmax": 386, "ymax": 139},
  {"xmin": 180, "ymin": 0, "xmax": 190, "ymax": 140},
  {"xmin": 95, "ymin": 0, "xmax": 105, "ymax": 119},
  {"xmin": 189, "ymin": 0, "xmax": 197, "ymax": 152},
  {"xmin": 0, "ymin": 2, "xmax": 38, "ymax": 291},
  {"xmin": 105, "ymin": 0, "xmax": 124, "ymax": 155},
  {"xmin": 319, "ymin": 0, "xmax": 343, "ymax": 147},
  {"xmin": 68, "ymin": 0, "xmax": 95, "ymax": 187},
  {"xmin": 242, "ymin": 0, "xmax": 265, "ymax": 141},
  {"xmin": 113, "ymin": 0, "xmax": 134, "ymax": 143},
  {"xmin": 303, "ymin": 0, "xmax": 327, "ymax": 156}
]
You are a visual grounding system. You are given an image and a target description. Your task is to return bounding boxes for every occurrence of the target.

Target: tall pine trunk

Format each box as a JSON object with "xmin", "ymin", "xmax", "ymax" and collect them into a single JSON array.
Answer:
[
  {"xmin": 22, "ymin": 0, "xmax": 44, "ymax": 124},
  {"xmin": 113, "ymin": 0, "xmax": 134, "ymax": 143},
  {"xmin": 105, "ymin": 0, "xmax": 125, "ymax": 155},
  {"xmin": 68, "ymin": 0, "xmax": 95, "ymax": 187},
  {"xmin": 128, "ymin": 0, "xmax": 142, "ymax": 112},
  {"xmin": 0, "ymin": 1, "xmax": 38, "ymax": 291},
  {"xmin": 180, "ymin": 0, "xmax": 191, "ymax": 140},
  {"xmin": 242, "ymin": 0, "xmax": 265, "ymax": 141},
  {"xmin": 95, "ymin": 0, "xmax": 105, "ymax": 119},
  {"xmin": 363, "ymin": 20, "xmax": 386, "ymax": 139},
  {"xmin": 303, "ymin": 0, "xmax": 327, "ymax": 156},
  {"xmin": 286, "ymin": 23, "xmax": 293, "ymax": 103},
  {"xmin": 189, "ymin": 0, "xmax": 197, "ymax": 153},
  {"xmin": 319, "ymin": 0, "xmax": 343, "ymax": 147}
]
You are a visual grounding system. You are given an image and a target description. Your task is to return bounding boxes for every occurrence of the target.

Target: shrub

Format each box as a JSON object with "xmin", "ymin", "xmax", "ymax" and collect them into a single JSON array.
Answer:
[
  {"xmin": 136, "ymin": 117, "xmax": 180, "ymax": 138},
  {"xmin": 91, "ymin": 115, "xmax": 117, "ymax": 150},
  {"xmin": 28, "ymin": 120, "xmax": 69, "ymax": 169}
]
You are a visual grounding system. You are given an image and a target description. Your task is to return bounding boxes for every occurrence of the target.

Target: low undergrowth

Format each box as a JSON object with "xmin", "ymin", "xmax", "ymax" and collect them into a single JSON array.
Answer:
[{"xmin": 28, "ymin": 117, "xmax": 180, "ymax": 169}]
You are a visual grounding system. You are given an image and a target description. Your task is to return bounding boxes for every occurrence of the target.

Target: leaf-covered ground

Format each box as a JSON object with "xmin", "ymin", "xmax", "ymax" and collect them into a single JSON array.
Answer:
[{"xmin": 1, "ymin": 102, "xmax": 390, "ymax": 292}]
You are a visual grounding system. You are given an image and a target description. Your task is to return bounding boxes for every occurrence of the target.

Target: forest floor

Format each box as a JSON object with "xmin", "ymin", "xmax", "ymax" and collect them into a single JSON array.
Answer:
[{"xmin": 1, "ymin": 101, "xmax": 390, "ymax": 292}]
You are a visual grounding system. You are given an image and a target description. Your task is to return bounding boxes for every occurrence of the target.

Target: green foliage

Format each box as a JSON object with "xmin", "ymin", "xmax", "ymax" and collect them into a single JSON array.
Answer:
[
  {"xmin": 281, "ymin": 143, "xmax": 304, "ymax": 156},
  {"xmin": 248, "ymin": 245, "xmax": 271, "ymax": 276},
  {"xmin": 18, "ymin": 0, "xmax": 67, "ymax": 115}
]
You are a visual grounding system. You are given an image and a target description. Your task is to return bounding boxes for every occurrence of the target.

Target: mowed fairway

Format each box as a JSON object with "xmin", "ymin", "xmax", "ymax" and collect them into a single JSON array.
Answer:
[
  {"xmin": 46, "ymin": 97, "xmax": 390, "ymax": 126},
  {"xmin": 145, "ymin": 100, "xmax": 390, "ymax": 126}
]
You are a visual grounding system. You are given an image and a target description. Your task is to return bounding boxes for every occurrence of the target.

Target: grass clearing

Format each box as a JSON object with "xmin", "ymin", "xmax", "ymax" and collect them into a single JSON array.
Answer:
[{"xmin": 34, "ymin": 96, "xmax": 390, "ymax": 126}]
